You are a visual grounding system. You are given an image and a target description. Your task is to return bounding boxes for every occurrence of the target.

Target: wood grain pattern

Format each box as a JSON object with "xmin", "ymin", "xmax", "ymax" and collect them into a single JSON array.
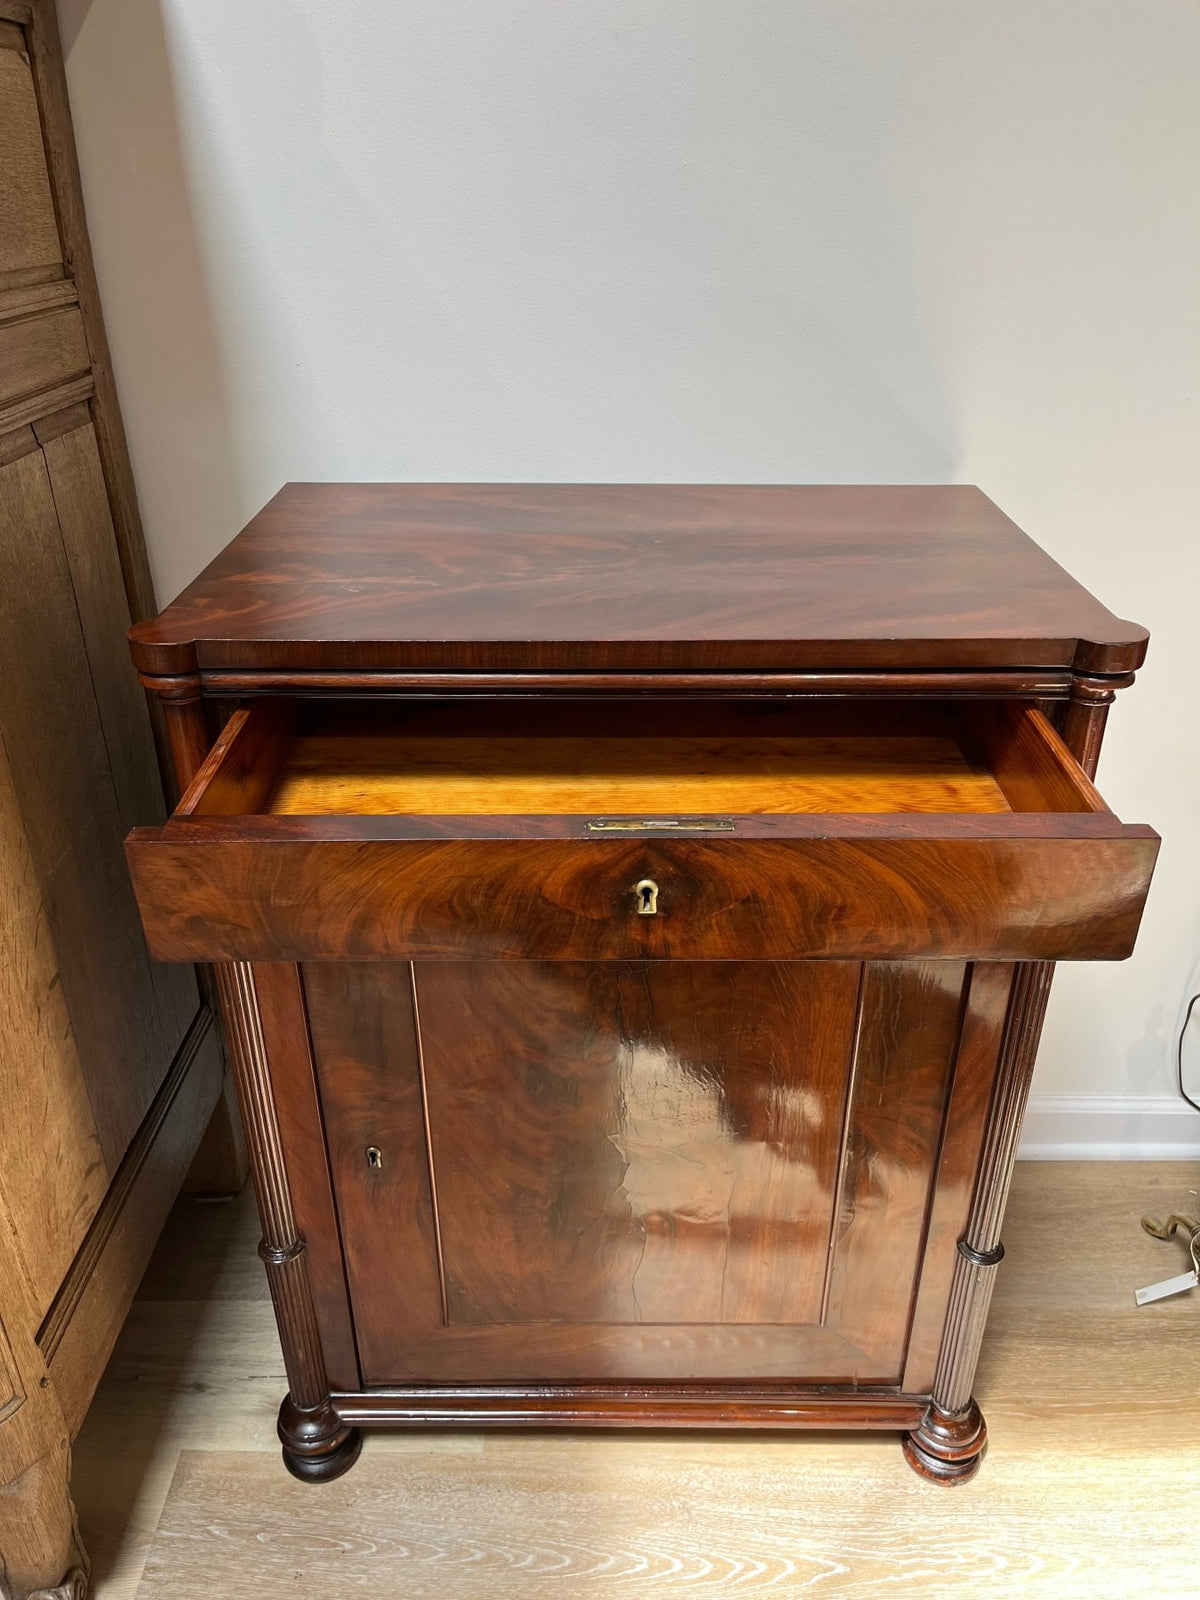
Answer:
[
  {"xmin": 0, "ymin": 306, "xmax": 89, "ymax": 409},
  {"xmin": 126, "ymin": 483, "xmax": 1149, "ymax": 677},
  {"xmin": 253, "ymin": 964, "xmax": 359, "ymax": 1392},
  {"xmin": 0, "ymin": 38, "xmax": 60, "ymax": 282},
  {"xmin": 179, "ymin": 703, "xmax": 298, "ymax": 819},
  {"xmin": 40, "ymin": 413, "xmax": 197, "ymax": 1049},
  {"xmin": 823, "ymin": 963, "xmax": 966, "ymax": 1372},
  {"xmin": 0, "ymin": 371, "xmax": 93, "ymax": 437},
  {"xmin": 0, "ymin": 1180, "xmax": 84, "ymax": 1600},
  {"xmin": 129, "ymin": 695, "xmax": 1156, "ymax": 972},
  {"xmin": 32, "ymin": 396, "xmax": 90, "ymax": 444},
  {"xmin": 309, "ymin": 957, "xmax": 884, "ymax": 1387},
  {"xmin": 0, "ymin": 722, "xmax": 107, "ymax": 1317},
  {"xmin": 961, "ymin": 701, "xmax": 1105, "ymax": 814},
  {"xmin": 134, "ymin": 1412, "xmax": 1200, "ymax": 1600},
  {"xmin": 197, "ymin": 696, "xmax": 1105, "ymax": 818},
  {"xmin": 267, "ymin": 731, "xmax": 1012, "ymax": 816},
  {"xmin": 902, "ymin": 961, "xmax": 1014, "ymax": 1393},
  {"xmin": 307, "ymin": 960, "xmax": 996, "ymax": 1387},
  {"xmin": 40, "ymin": 419, "xmax": 168, "ymax": 833},
  {"xmin": 24, "ymin": 0, "xmax": 163, "ymax": 635},
  {"xmin": 302, "ymin": 961, "xmax": 446, "ymax": 1383},
  {"xmin": 419, "ymin": 962, "xmax": 857, "ymax": 1332},
  {"xmin": 0, "ymin": 419, "xmax": 38, "ymax": 466},
  {"xmin": 125, "ymin": 828, "xmax": 1158, "ymax": 965},
  {"xmin": 39, "ymin": 1011, "xmax": 223, "ymax": 1435},
  {"xmin": 0, "ymin": 445, "xmax": 172, "ymax": 1166}
]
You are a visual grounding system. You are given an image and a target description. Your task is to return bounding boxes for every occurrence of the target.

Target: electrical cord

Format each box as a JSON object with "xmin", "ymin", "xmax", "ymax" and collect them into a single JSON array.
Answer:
[{"xmin": 1179, "ymin": 992, "xmax": 1200, "ymax": 1115}]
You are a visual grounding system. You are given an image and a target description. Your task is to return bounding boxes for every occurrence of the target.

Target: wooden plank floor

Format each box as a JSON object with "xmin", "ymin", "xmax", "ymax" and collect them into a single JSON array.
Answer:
[{"xmin": 71, "ymin": 1162, "xmax": 1200, "ymax": 1598}]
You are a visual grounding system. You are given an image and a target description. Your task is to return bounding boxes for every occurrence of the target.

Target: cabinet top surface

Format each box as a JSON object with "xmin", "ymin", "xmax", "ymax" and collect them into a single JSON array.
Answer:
[{"xmin": 129, "ymin": 483, "xmax": 1146, "ymax": 677}]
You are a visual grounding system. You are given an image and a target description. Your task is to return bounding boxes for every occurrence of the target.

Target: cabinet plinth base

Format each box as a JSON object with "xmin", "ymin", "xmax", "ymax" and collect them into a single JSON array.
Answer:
[
  {"xmin": 330, "ymin": 1385, "xmax": 929, "ymax": 1435},
  {"xmin": 901, "ymin": 1401, "xmax": 987, "ymax": 1484},
  {"xmin": 277, "ymin": 1396, "xmax": 363, "ymax": 1483}
]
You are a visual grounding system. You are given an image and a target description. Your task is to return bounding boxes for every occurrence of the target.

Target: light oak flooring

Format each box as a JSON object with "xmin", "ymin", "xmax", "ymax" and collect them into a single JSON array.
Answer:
[{"xmin": 71, "ymin": 1161, "xmax": 1200, "ymax": 1598}]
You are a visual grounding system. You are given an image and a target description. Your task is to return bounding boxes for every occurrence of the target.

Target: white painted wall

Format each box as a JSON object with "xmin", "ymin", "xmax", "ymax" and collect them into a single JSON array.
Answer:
[{"xmin": 59, "ymin": 0, "xmax": 1200, "ymax": 1151}]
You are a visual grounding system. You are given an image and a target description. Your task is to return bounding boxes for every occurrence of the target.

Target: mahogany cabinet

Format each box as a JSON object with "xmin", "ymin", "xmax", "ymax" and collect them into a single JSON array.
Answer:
[{"xmin": 124, "ymin": 484, "xmax": 1157, "ymax": 1485}]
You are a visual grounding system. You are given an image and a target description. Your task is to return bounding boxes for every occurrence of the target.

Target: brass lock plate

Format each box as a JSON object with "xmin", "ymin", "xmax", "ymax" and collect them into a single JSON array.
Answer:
[
  {"xmin": 586, "ymin": 817, "xmax": 736, "ymax": 833},
  {"xmin": 634, "ymin": 879, "xmax": 659, "ymax": 915}
]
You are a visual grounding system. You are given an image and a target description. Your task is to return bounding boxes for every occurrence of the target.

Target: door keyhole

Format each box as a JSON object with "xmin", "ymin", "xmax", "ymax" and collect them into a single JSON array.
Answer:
[
  {"xmin": 365, "ymin": 1146, "xmax": 383, "ymax": 1170},
  {"xmin": 635, "ymin": 878, "xmax": 659, "ymax": 915}
]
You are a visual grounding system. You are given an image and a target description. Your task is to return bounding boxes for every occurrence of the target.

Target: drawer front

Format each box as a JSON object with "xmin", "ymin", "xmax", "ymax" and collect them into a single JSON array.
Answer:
[{"xmin": 126, "ymin": 826, "xmax": 1157, "ymax": 964}]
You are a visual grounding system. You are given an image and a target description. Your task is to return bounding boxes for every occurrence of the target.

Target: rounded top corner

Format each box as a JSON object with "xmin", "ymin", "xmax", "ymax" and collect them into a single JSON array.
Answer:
[
  {"xmin": 127, "ymin": 620, "xmax": 199, "ymax": 679},
  {"xmin": 1073, "ymin": 626, "xmax": 1150, "ymax": 678}
]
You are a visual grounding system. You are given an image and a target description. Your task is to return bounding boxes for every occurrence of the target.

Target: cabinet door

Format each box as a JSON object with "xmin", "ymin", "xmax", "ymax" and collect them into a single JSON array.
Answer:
[
  {"xmin": 0, "ymin": 414, "xmax": 195, "ymax": 1175},
  {"xmin": 306, "ymin": 958, "xmax": 982, "ymax": 1387},
  {"xmin": 0, "ymin": 17, "xmax": 197, "ymax": 1298}
]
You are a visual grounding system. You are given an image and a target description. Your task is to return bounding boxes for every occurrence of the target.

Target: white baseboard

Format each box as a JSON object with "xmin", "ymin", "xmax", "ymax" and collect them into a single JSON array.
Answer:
[{"xmin": 1018, "ymin": 1095, "xmax": 1200, "ymax": 1160}]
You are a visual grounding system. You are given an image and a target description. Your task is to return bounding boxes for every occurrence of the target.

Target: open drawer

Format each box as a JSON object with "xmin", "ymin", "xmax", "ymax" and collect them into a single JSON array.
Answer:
[{"xmin": 125, "ymin": 698, "xmax": 1158, "ymax": 964}]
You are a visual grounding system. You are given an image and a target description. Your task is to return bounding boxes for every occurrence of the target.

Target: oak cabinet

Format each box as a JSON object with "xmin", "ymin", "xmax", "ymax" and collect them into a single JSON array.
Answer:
[
  {"xmin": 125, "ymin": 483, "xmax": 1157, "ymax": 1485},
  {"xmin": 0, "ymin": 7, "xmax": 239, "ymax": 1596}
]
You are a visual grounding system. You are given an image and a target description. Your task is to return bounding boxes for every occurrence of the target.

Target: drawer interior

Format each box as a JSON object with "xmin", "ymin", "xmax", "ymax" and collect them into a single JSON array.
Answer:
[{"xmin": 179, "ymin": 699, "xmax": 1108, "ymax": 820}]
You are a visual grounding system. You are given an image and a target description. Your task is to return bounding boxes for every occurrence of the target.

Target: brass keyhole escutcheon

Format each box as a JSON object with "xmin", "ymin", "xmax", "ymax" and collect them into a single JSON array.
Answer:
[
  {"xmin": 365, "ymin": 1146, "xmax": 383, "ymax": 1170},
  {"xmin": 634, "ymin": 878, "xmax": 659, "ymax": 915}
]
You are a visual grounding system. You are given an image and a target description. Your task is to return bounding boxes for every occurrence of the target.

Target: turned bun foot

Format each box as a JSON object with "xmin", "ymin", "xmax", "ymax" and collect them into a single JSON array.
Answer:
[
  {"xmin": 902, "ymin": 1400, "xmax": 987, "ymax": 1485},
  {"xmin": 277, "ymin": 1395, "xmax": 362, "ymax": 1484}
]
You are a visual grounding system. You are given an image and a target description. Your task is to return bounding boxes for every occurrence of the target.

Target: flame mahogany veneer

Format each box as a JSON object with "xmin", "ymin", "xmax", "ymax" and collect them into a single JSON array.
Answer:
[{"xmin": 124, "ymin": 484, "xmax": 1157, "ymax": 1486}]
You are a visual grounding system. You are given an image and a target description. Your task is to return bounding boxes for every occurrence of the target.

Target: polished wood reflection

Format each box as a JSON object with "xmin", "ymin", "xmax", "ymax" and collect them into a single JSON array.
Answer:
[
  {"xmin": 824, "ymin": 963, "xmax": 967, "ymax": 1367},
  {"xmin": 302, "ymin": 960, "xmax": 445, "ymax": 1378},
  {"xmin": 419, "ymin": 961, "xmax": 860, "ymax": 1328},
  {"xmin": 303, "ymin": 959, "xmax": 985, "ymax": 1387},
  {"xmin": 128, "ymin": 827, "xmax": 1158, "ymax": 966},
  {"xmin": 126, "ymin": 483, "xmax": 1149, "ymax": 677}
]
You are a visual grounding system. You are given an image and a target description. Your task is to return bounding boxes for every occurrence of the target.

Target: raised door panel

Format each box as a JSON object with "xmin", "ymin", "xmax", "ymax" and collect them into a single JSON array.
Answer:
[
  {"xmin": 39, "ymin": 411, "xmax": 196, "ymax": 1045},
  {"xmin": 0, "ymin": 306, "xmax": 90, "ymax": 410},
  {"xmin": 308, "ymin": 959, "xmax": 974, "ymax": 1387},
  {"xmin": 0, "ymin": 442, "xmax": 185, "ymax": 1168},
  {"xmin": 0, "ymin": 29, "xmax": 63, "ymax": 286},
  {"xmin": 0, "ymin": 734, "xmax": 107, "ymax": 1316},
  {"xmin": 421, "ymin": 961, "xmax": 858, "ymax": 1331}
]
